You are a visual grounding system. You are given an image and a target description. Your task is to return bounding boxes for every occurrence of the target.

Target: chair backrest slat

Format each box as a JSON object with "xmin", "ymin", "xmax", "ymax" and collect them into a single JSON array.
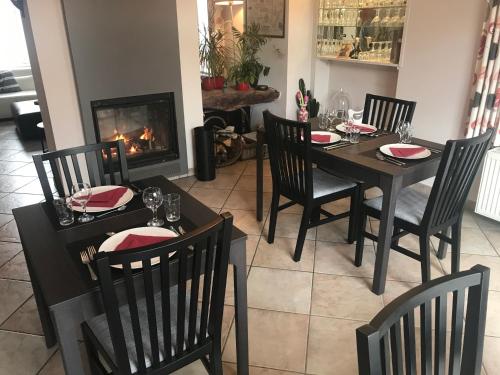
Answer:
[
  {"xmin": 434, "ymin": 294, "xmax": 447, "ymax": 375},
  {"xmin": 389, "ymin": 320, "xmax": 403, "ymax": 375},
  {"xmin": 123, "ymin": 263, "xmax": 147, "ymax": 373},
  {"xmin": 70, "ymin": 154, "xmax": 83, "ymax": 184},
  {"xmin": 32, "ymin": 140, "xmax": 129, "ymax": 202},
  {"xmin": 403, "ymin": 311, "xmax": 417, "ymax": 375},
  {"xmin": 199, "ymin": 235, "xmax": 216, "ymax": 340},
  {"xmin": 449, "ymin": 288, "xmax": 465, "ymax": 375},
  {"xmin": 143, "ymin": 259, "xmax": 160, "ymax": 367},
  {"xmin": 423, "ymin": 130, "xmax": 493, "ymax": 231},
  {"xmin": 160, "ymin": 253, "xmax": 172, "ymax": 362},
  {"xmin": 356, "ymin": 265, "xmax": 490, "ymax": 375},
  {"xmin": 363, "ymin": 94, "xmax": 416, "ymax": 133},
  {"xmin": 263, "ymin": 110, "xmax": 313, "ymax": 203},
  {"xmin": 188, "ymin": 242, "xmax": 203, "ymax": 348},
  {"xmin": 60, "ymin": 156, "xmax": 73, "ymax": 191},
  {"xmin": 420, "ymin": 301, "xmax": 432, "ymax": 375},
  {"xmin": 95, "ymin": 213, "xmax": 233, "ymax": 374}
]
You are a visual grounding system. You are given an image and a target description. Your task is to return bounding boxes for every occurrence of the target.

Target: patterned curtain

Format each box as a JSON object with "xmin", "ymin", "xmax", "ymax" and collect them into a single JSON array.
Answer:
[{"xmin": 466, "ymin": 0, "xmax": 500, "ymax": 146}]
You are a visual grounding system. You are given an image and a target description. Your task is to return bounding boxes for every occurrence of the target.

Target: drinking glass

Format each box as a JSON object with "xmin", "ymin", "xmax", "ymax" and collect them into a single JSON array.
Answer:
[
  {"xmin": 164, "ymin": 193, "xmax": 181, "ymax": 222},
  {"xmin": 143, "ymin": 187, "xmax": 164, "ymax": 227},
  {"xmin": 71, "ymin": 182, "xmax": 94, "ymax": 223},
  {"xmin": 318, "ymin": 113, "xmax": 328, "ymax": 130},
  {"xmin": 53, "ymin": 198, "xmax": 74, "ymax": 226},
  {"xmin": 396, "ymin": 121, "xmax": 413, "ymax": 143},
  {"xmin": 350, "ymin": 127, "xmax": 361, "ymax": 144}
]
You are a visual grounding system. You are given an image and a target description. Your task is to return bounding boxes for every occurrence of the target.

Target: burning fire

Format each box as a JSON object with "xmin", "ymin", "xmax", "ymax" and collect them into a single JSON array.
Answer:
[
  {"xmin": 113, "ymin": 130, "xmax": 128, "ymax": 143},
  {"xmin": 129, "ymin": 145, "xmax": 138, "ymax": 154},
  {"xmin": 140, "ymin": 127, "xmax": 153, "ymax": 141}
]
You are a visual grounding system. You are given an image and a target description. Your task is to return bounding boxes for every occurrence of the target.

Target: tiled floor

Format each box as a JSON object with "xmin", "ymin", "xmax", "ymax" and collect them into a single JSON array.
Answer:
[{"xmin": 0, "ymin": 120, "xmax": 499, "ymax": 374}]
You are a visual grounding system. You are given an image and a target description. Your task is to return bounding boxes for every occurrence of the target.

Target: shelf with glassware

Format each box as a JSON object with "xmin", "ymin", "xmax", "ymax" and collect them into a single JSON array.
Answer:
[{"xmin": 316, "ymin": 0, "xmax": 408, "ymax": 67}]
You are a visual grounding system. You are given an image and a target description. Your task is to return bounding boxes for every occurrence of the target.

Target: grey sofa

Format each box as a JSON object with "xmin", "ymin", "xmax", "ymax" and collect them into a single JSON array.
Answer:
[{"xmin": 0, "ymin": 67, "xmax": 37, "ymax": 119}]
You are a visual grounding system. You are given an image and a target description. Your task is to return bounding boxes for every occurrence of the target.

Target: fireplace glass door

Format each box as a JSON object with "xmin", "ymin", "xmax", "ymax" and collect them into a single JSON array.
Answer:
[{"xmin": 91, "ymin": 93, "xmax": 179, "ymax": 169}]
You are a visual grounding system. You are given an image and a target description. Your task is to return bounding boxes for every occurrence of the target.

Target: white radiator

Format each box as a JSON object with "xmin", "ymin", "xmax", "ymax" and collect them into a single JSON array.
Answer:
[{"xmin": 475, "ymin": 148, "xmax": 500, "ymax": 222}]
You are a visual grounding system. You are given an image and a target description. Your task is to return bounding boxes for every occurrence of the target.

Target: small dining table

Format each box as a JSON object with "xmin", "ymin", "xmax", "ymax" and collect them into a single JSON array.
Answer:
[
  {"xmin": 13, "ymin": 176, "xmax": 249, "ymax": 375},
  {"xmin": 255, "ymin": 121, "xmax": 445, "ymax": 295}
]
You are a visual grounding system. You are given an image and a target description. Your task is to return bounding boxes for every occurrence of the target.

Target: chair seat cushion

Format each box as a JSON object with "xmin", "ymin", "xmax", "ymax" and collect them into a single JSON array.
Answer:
[
  {"xmin": 364, "ymin": 187, "xmax": 429, "ymax": 225},
  {"xmin": 87, "ymin": 287, "xmax": 204, "ymax": 373},
  {"xmin": 313, "ymin": 168, "xmax": 356, "ymax": 199}
]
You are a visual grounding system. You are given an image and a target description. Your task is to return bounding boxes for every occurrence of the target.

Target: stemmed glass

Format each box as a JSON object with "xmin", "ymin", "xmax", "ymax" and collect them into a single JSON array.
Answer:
[
  {"xmin": 71, "ymin": 182, "xmax": 94, "ymax": 223},
  {"xmin": 142, "ymin": 187, "xmax": 164, "ymax": 227}
]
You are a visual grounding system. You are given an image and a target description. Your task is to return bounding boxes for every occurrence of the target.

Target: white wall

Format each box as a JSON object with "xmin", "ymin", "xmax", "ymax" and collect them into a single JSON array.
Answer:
[
  {"xmin": 396, "ymin": 0, "xmax": 487, "ymax": 144},
  {"xmin": 327, "ymin": 63, "xmax": 398, "ymax": 109},
  {"xmin": 177, "ymin": 0, "xmax": 205, "ymax": 169},
  {"xmin": 285, "ymin": 0, "xmax": 315, "ymax": 119},
  {"xmin": 22, "ymin": 0, "xmax": 84, "ymax": 151}
]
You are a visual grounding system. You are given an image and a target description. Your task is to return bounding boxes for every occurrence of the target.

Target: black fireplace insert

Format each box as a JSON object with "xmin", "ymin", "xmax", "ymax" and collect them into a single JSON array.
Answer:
[{"xmin": 91, "ymin": 93, "xmax": 179, "ymax": 169}]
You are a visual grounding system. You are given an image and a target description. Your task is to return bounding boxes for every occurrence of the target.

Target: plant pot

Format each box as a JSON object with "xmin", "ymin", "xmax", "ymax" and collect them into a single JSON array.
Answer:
[
  {"xmin": 201, "ymin": 77, "xmax": 216, "ymax": 91},
  {"xmin": 235, "ymin": 82, "xmax": 250, "ymax": 91},
  {"xmin": 213, "ymin": 76, "xmax": 225, "ymax": 89}
]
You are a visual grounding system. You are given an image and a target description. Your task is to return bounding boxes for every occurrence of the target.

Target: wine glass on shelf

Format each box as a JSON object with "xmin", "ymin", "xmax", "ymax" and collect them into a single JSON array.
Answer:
[
  {"xmin": 370, "ymin": 9, "xmax": 381, "ymax": 27},
  {"xmin": 142, "ymin": 187, "xmax": 164, "ymax": 227},
  {"xmin": 71, "ymin": 182, "xmax": 94, "ymax": 223},
  {"xmin": 381, "ymin": 9, "xmax": 391, "ymax": 28}
]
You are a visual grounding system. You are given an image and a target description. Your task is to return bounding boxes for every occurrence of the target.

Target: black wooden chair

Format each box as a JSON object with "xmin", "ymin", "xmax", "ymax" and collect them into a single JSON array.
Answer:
[
  {"xmin": 263, "ymin": 110, "xmax": 361, "ymax": 262},
  {"xmin": 357, "ymin": 265, "xmax": 490, "ymax": 375},
  {"xmin": 81, "ymin": 212, "xmax": 234, "ymax": 375},
  {"xmin": 355, "ymin": 129, "xmax": 494, "ymax": 284},
  {"xmin": 363, "ymin": 94, "xmax": 416, "ymax": 133},
  {"xmin": 32, "ymin": 140, "xmax": 129, "ymax": 202}
]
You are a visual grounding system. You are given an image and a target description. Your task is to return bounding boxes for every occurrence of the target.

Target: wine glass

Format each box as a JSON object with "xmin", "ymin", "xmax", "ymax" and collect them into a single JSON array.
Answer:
[
  {"xmin": 142, "ymin": 187, "xmax": 164, "ymax": 227},
  {"xmin": 71, "ymin": 182, "xmax": 94, "ymax": 223},
  {"xmin": 371, "ymin": 9, "xmax": 381, "ymax": 27}
]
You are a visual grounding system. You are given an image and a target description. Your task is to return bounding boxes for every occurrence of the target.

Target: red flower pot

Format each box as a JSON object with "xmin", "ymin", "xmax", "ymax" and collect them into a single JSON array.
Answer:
[
  {"xmin": 201, "ymin": 77, "xmax": 215, "ymax": 91},
  {"xmin": 235, "ymin": 82, "xmax": 250, "ymax": 91},
  {"xmin": 214, "ymin": 76, "xmax": 225, "ymax": 89}
]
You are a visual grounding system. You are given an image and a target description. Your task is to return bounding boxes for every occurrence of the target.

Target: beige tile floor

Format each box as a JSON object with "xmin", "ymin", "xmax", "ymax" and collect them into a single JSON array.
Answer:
[{"xmin": 0, "ymin": 120, "xmax": 499, "ymax": 374}]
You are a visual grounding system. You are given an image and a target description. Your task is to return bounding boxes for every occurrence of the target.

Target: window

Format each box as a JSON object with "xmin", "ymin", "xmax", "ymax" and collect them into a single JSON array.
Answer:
[{"xmin": 0, "ymin": 0, "xmax": 30, "ymax": 70}]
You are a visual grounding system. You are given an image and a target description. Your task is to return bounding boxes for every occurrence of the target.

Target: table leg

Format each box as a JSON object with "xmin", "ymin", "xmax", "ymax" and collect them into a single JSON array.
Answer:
[
  {"xmin": 51, "ymin": 303, "xmax": 86, "ymax": 375},
  {"xmin": 256, "ymin": 129, "xmax": 264, "ymax": 222},
  {"xmin": 372, "ymin": 176, "xmax": 402, "ymax": 295},
  {"xmin": 230, "ymin": 239, "xmax": 249, "ymax": 375},
  {"xmin": 23, "ymin": 246, "xmax": 57, "ymax": 347}
]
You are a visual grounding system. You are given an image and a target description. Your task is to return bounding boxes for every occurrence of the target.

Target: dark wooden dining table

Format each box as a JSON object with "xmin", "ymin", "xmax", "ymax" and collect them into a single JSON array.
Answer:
[
  {"xmin": 255, "ymin": 121, "xmax": 445, "ymax": 295},
  {"xmin": 13, "ymin": 175, "xmax": 249, "ymax": 375}
]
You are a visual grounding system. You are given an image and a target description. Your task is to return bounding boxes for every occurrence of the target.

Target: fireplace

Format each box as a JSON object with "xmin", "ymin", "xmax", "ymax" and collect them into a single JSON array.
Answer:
[{"xmin": 91, "ymin": 93, "xmax": 179, "ymax": 169}]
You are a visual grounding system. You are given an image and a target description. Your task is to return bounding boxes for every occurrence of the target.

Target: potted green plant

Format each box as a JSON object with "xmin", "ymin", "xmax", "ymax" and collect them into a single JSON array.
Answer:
[
  {"xmin": 199, "ymin": 26, "xmax": 227, "ymax": 90},
  {"xmin": 228, "ymin": 23, "xmax": 270, "ymax": 91}
]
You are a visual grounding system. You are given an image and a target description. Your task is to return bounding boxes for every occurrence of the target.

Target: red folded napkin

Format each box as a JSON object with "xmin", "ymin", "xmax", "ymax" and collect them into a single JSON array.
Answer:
[
  {"xmin": 114, "ymin": 234, "xmax": 172, "ymax": 251},
  {"xmin": 389, "ymin": 146, "xmax": 426, "ymax": 158},
  {"xmin": 74, "ymin": 187, "xmax": 128, "ymax": 208},
  {"xmin": 312, "ymin": 134, "xmax": 331, "ymax": 143},
  {"xmin": 351, "ymin": 125, "xmax": 375, "ymax": 133}
]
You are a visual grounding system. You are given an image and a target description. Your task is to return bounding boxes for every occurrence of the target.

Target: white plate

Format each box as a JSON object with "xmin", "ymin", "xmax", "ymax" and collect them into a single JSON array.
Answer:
[
  {"xmin": 311, "ymin": 131, "xmax": 342, "ymax": 144},
  {"xmin": 336, "ymin": 123, "xmax": 378, "ymax": 134},
  {"xmin": 98, "ymin": 227, "xmax": 178, "ymax": 269},
  {"xmin": 380, "ymin": 143, "xmax": 432, "ymax": 160},
  {"xmin": 72, "ymin": 185, "xmax": 134, "ymax": 213}
]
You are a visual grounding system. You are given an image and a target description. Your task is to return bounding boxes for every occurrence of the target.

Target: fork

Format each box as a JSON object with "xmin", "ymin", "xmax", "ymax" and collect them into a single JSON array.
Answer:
[
  {"xmin": 87, "ymin": 245, "xmax": 97, "ymax": 260},
  {"xmin": 80, "ymin": 249, "xmax": 98, "ymax": 281}
]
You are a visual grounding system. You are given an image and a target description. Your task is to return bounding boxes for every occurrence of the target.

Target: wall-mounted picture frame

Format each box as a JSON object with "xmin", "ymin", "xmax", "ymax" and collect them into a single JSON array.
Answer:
[{"xmin": 245, "ymin": 0, "xmax": 286, "ymax": 38}]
